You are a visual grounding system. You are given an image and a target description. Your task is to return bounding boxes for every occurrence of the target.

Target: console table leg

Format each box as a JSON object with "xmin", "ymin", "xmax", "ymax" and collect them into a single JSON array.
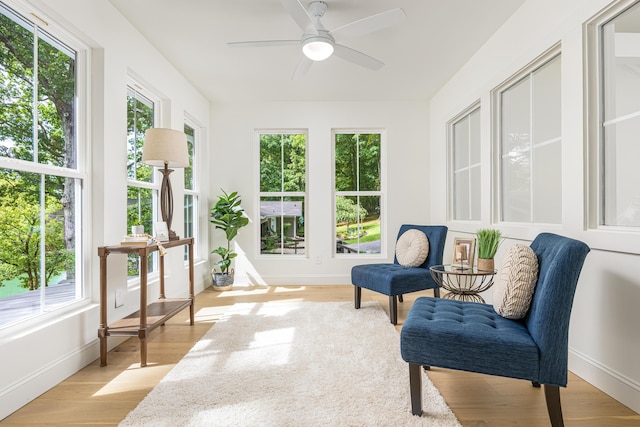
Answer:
[{"xmin": 99, "ymin": 333, "xmax": 107, "ymax": 367}]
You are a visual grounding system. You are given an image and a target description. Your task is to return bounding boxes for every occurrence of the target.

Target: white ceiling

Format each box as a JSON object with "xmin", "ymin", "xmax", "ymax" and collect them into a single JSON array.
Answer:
[{"xmin": 108, "ymin": 0, "xmax": 525, "ymax": 103}]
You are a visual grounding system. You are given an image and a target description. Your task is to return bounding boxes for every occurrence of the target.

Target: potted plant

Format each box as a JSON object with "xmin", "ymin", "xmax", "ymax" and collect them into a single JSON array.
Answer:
[
  {"xmin": 210, "ymin": 189, "xmax": 249, "ymax": 290},
  {"xmin": 475, "ymin": 228, "xmax": 502, "ymax": 271}
]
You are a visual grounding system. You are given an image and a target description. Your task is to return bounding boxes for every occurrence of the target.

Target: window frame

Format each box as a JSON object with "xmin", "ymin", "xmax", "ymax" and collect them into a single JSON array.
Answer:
[
  {"xmin": 255, "ymin": 129, "xmax": 308, "ymax": 257},
  {"xmin": 448, "ymin": 102, "xmax": 482, "ymax": 223},
  {"xmin": 332, "ymin": 128, "xmax": 386, "ymax": 258},
  {"xmin": 492, "ymin": 44, "xmax": 562, "ymax": 227},
  {"xmin": 0, "ymin": 0, "xmax": 90, "ymax": 330},
  {"xmin": 125, "ymin": 79, "xmax": 160, "ymax": 280},
  {"xmin": 183, "ymin": 116, "xmax": 200, "ymax": 260},
  {"xmin": 584, "ymin": 0, "xmax": 640, "ymax": 254}
]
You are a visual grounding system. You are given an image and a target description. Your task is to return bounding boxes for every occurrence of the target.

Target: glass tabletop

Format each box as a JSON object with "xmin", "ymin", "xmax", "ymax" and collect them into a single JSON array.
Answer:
[{"xmin": 430, "ymin": 264, "xmax": 497, "ymax": 276}]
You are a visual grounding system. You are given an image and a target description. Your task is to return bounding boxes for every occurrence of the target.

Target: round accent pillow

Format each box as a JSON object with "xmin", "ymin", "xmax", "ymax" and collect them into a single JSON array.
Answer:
[
  {"xmin": 395, "ymin": 229, "xmax": 429, "ymax": 267},
  {"xmin": 493, "ymin": 244, "xmax": 539, "ymax": 319}
]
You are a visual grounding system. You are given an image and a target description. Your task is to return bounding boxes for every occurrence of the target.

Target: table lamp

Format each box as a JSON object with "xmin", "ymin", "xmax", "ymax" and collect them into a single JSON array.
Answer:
[{"xmin": 142, "ymin": 128, "xmax": 189, "ymax": 241}]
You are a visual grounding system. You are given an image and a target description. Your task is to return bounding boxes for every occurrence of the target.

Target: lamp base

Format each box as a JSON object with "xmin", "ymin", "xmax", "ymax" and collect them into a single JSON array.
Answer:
[{"xmin": 168, "ymin": 229, "xmax": 180, "ymax": 241}]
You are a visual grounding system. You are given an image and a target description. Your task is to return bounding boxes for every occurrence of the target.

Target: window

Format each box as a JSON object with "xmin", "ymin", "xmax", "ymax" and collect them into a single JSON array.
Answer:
[
  {"xmin": 0, "ymin": 2, "xmax": 85, "ymax": 327},
  {"xmin": 450, "ymin": 105, "xmax": 481, "ymax": 221},
  {"xmin": 589, "ymin": 1, "xmax": 640, "ymax": 228},
  {"xmin": 495, "ymin": 51, "xmax": 561, "ymax": 224},
  {"xmin": 258, "ymin": 131, "xmax": 306, "ymax": 255},
  {"xmin": 183, "ymin": 120, "xmax": 199, "ymax": 259},
  {"xmin": 126, "ymin": 84, "xmax": 157, "ymax": 276},
  {"xmin": 334, "ymin": 131, "xmax": 383, "ymax": 255}
]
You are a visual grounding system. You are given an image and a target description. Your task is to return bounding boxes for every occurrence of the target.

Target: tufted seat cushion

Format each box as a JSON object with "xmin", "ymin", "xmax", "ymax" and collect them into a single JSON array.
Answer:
[
  {"xmin": 401, "ymin": 297, "xmax": 540, "ymax": 380},
  {"xmin": 351, "ymin": 263, "xmax": 436, "ymax": 296}
]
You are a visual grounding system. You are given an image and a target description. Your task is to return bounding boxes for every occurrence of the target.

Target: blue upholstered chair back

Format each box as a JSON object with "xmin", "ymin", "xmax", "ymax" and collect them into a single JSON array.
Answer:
[
  {"xmin": 525, "ymin": 233, "xmax": 590, "ymax": 386},
  {"xmin": 393, "ymin": 224, "xmax": 448, "ymax": 269}
]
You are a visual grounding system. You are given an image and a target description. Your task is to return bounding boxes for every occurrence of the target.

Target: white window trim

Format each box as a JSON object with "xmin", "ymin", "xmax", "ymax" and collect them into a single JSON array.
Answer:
[
  {"xmin": 254, "ymin": 129, "xmax": 309, "ymax": 258},
  {"xmin": 491, "ymin": 43, "xmax": 562, "ymax": 237},
  {"xmin": 0, "ymin": 0, "xmax": 92, "ymax": 330},
  {"xmin": 583, "ymin": 0, "xmax": 640, "ymax": 255},
  {"xmin": 125, "ymin": 79, "xmax": 162, "ymax": 284},
  {"xmin": 183, "ymin": 116, "xmax": 202, "ymax": 261},
  {"xmin": 332, "ymin": 128, "xmax": 387, "ymax": 258},
  {"xmin": 447, "ymin": 101, "xmax": 481, "ymax": 224}
]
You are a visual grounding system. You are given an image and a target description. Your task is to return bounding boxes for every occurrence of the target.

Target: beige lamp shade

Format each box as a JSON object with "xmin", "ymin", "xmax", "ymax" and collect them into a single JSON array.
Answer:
[{"xmin": 142, "ymin": 128, "xmax": 189, "ymax": 168}]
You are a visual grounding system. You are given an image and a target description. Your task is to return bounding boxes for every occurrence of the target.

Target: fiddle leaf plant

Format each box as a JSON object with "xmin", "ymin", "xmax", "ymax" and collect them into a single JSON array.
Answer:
[{"xmin": 210, "ymin": 189, "xmax": 249, "ymax": 274}]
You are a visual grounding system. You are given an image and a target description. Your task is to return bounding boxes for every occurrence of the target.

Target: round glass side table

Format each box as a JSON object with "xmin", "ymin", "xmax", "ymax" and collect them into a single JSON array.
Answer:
[{"xmin": 429, "ymin": 264, "xmax": 497, "ymax": 303}]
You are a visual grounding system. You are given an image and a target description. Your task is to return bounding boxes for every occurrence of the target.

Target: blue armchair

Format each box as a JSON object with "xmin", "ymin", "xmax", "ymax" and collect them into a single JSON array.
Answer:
[
  {"xmin": 400, "ymin": 233, "xmax": 590, "ymax": 426},
  {"xmin": 351, "ymin": 224, "xmax": 448, "ymax": 325}
]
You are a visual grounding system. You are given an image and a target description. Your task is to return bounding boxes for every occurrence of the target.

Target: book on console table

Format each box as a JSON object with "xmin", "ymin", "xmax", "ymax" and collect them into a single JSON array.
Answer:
[{"xmin": 120, "ymin": 235, "xmax": 152, "ymax": 247}]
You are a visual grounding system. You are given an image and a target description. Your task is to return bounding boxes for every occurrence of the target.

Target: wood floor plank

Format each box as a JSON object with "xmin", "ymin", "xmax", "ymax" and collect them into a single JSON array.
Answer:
[{"xmin": 2, "ymin": 285, "xmax": 638, "ymax": 426}]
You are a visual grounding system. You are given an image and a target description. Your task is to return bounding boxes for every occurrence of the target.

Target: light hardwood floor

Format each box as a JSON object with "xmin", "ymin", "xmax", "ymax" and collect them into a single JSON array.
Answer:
[{"xmin": 2, "ymin": 285, "xmax": 638, "ymax": 426}]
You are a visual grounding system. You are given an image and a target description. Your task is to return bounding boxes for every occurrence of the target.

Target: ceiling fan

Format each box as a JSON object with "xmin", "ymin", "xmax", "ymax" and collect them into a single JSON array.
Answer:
[{"xmin": 227, "ymin": 0, "xmax": 406, "ymax": 80}]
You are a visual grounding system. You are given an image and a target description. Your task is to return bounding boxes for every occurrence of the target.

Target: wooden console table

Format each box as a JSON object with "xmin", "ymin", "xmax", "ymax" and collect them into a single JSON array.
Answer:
[{"xmin": 97, "ymin": 237, "xmax": 194, "ymax": 367}]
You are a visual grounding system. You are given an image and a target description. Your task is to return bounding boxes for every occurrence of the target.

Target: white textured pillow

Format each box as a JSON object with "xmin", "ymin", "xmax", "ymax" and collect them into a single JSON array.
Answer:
[
  {"xmin": 395, "ymin": 229, "xmax": 429, "ymax": 267},
  {"xmin": 493, "ymin": 244, "xmax": 539, "ymax": 319}
]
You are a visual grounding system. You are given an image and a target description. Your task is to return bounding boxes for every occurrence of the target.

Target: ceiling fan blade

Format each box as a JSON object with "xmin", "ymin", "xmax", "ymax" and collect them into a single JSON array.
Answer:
[
  {"xmin": 280, "ymin": 0, "xmax": 318, "ymax": 35},
  {"xmin": 330, "ymin": 8, "xmax": 406, "ymax": 42},
  {"xmin": 292, "ymin": 56, "xmax": 313, "ymax": 80},
  {"xmin": 333, "ymin": 44, "xmax": 384, "ymax": 71},
  {"xmin": 227, "ymin": 40, "xmax": 300, "ymax": 48}
]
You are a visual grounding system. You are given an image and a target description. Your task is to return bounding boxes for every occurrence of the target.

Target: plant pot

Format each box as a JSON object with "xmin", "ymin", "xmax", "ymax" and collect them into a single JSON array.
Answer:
[
  {"xmin": 477, "ymin": 257, "xmax": 495, "ymax": 272},
  {"xmin": 211, "ymin": 268, "xmax": 234, "ymax": 291},
  {"xmin": 131, "ymin": 225, "xmax": 144, "ymax": 235}
]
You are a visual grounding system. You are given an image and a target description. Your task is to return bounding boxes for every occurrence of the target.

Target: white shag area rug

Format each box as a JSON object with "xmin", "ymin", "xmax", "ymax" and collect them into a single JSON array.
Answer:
[{"xmin": 119, "ymin": 301, "xmax": 461, "ymax": 427}]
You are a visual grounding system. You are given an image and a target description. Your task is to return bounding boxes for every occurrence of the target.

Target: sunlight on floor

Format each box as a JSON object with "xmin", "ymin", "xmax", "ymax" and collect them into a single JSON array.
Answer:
[
  {"xmin": 92, "ymin": 363, "xmax": 174, "ymax": 396},
  {"xmin": 194, "ymin": 305, "xmax": 228, "ymax": 322}
]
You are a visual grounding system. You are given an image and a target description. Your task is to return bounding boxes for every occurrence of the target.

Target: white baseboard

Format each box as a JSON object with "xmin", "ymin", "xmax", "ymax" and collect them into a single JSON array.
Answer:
[
  {"xmin": 569, "ymin": 347, "xmax": 640, "ymax": 414},
  {"xmin": 0, "ymin": 337, "xmax": 126, "ymax": 421}
]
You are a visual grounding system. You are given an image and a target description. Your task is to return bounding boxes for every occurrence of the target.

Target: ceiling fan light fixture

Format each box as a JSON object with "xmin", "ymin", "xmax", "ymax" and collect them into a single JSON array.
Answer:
[{"xmin": 302, "ymin": 37, "xmax": 334, "ymax": 61}]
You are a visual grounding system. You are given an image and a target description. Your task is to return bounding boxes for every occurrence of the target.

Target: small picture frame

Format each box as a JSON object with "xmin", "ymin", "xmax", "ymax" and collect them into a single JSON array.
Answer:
[
  {"xmin": 154, "ymin": 222, "xmax": 170, "ymax": 242},
  {"xmin": 452, "ymin": 237, "xmax": 476, "ymax": 269}
]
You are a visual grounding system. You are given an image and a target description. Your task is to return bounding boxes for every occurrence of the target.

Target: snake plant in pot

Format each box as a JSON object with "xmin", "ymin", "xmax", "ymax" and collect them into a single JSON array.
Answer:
[
  {"xmin": 475, "ymin": 228, "xmax": 502, "ymax": 272},
  {"xmin": 210, "ymin": 189, "xmax": 249, "ymax": 290}
]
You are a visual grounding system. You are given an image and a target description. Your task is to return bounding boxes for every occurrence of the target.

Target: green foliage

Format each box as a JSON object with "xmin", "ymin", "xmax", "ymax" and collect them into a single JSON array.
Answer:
[
  {"xmin": 0, "ymin": 187, "xmax": 73, "ymax": 290},
  {"xmin": 210, "ymin": 189, "xmax": 249, "ymax": 274},
  {"xmin": 0, "ymin": 7, "xmax": 78, "ymax": 295},
  {"xmin": 335, "ymin": 133, "xmax": 381, "ymax": 216},
  {"xmin": 476, "ymin": 228, "xmax": 503, "ymax": 259},
  {"xmin": 259, "ymin": 133, "xmax": 306, "ymax": 192},
  {"xmin": 336, "ymin": 196, "xmax": 367, "ymax": 235}
]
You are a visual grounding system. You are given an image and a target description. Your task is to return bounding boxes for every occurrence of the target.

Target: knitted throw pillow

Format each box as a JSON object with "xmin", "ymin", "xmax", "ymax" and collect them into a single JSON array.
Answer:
[
  {"xmin": 493, "ymin": 244, "xmax": 539, "ymax": 319},
  {"xmin": 395, "ymin": 229, "xmax": 429, "ymax": 267}
]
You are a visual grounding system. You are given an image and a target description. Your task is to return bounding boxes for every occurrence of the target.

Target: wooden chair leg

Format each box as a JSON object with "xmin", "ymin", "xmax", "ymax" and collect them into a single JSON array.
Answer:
[
  {"xmin": 409, "ymin": 363, "xmax": 423, "ymax": 416},
  {"xmin": 544, "ymin": 385, "xmax": 564, "ymax": 427},
  {"xmin": 398, "ymin": 294, "xmax": 404, "ymax": 303},
  {"xmin": 532, "ymin": 381, "xmax": 541, "ymax": 388},
  {"xmin": 354, "ymin": 286, "xmax": 361, "ymax": 309},
  {"xmin": 389, "ymin": 295, "xmax": 398, "ymax": 325},
  {"xmin": 434, "ymin": 287, "xmax": 440, "ymax": 298}
]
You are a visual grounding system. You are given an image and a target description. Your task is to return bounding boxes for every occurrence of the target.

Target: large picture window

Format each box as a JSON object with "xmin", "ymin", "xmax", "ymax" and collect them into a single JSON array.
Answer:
[
  {"xmin": 334, "ymin": 131, "xmax": 383, "ymax": 255},
  {"xmin": 0, "ymin": 3, "xmax": 85, "ymax": 327},
  {"xmin": 258, "ymin": 131, "xmax": 306, "ymax": 255},
  {"xmin": 450, "ymin": 105, "xmax": 481, "ymax": 221},
  {"xmin": 593, "ymin": 1, "xmax": 640, "ymax": 228},
  {"xmin": 496, "ymin": 52, "xmax": 561, "ymax": 224}
]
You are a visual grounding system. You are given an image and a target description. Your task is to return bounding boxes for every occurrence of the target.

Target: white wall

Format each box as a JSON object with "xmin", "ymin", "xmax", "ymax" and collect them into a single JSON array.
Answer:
[
  {"xmin": 210, "ymin": 100, "xmax": 430, "ymax": 285},
  {"xmin": 429, "ymin": 0, "xmax": 640, "ymax": 414},
  {"xmin": 0, "ymin": 0, "xmax": 211, "ymax": 419}
]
